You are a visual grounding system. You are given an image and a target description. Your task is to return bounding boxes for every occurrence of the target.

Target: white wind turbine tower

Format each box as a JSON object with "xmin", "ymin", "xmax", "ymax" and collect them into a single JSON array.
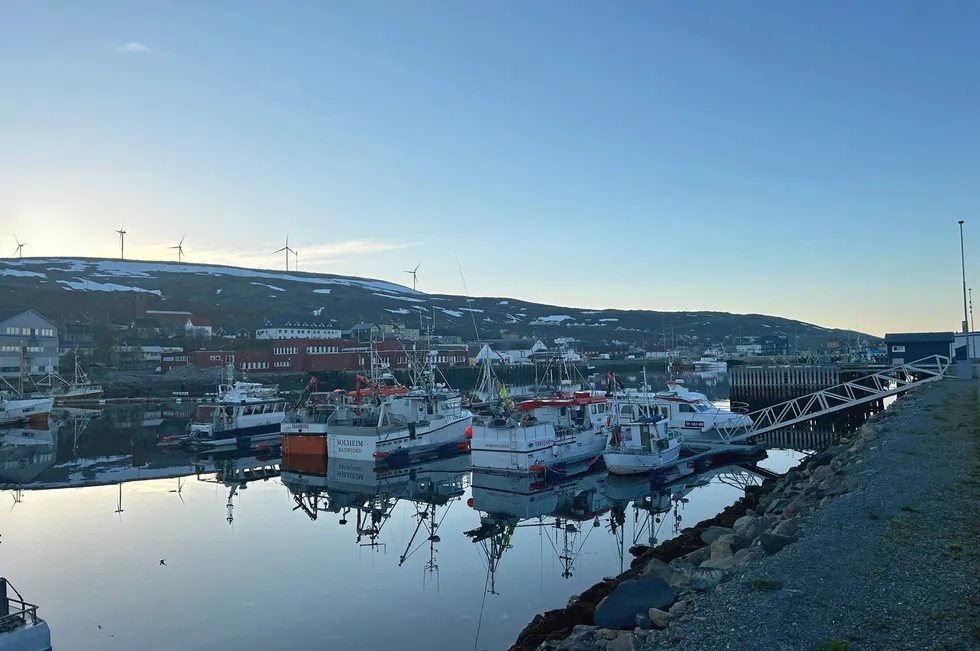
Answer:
[
  {"xmin": 274, "ymin": 234, "xmax": 296, "ymax": 271},
  {"xmin": 169, "ymin": 235, "xmax": 186, "ymax": 263},
  {"xmin": 404, "ymin": 262, "xmax": 421, "ymax": 291},
  {"xmin": 115, "ymin": 224, "xmax": 127, "ymax": 260},
  {"xmin": 12, "ymin": 236, "xmax": 26, "ymax": 258}
]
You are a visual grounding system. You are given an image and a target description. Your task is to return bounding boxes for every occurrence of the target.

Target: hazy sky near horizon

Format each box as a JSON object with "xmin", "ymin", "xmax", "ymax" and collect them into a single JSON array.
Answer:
[{"xmin": 2, "ymin": 1, "xmax": 979, "ymax": 337}]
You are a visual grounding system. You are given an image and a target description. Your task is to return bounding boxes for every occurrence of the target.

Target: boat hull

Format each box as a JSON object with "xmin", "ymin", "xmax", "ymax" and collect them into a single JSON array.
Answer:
[
  {"xmin": 470, "ymin": 424, "xmax": 607, "ymax": 474},
  {"xmin": 189, "ymin": 420, "xmax": 286, "ymax": 447},
  {"xmin": 0, "ymin": 397, "xmax": 53, "ymax": 426},
  {"xmin": 53, "ymin": 388, "xmax": 103, "ymax": 404},
  {"xmin": 1, "ymin": 618, "xmax": 52, "ymax": 651},
  {"xmin": 603, "ymin": 444, "xmax": 682, "ymax": 475},
  {"xmin": 327, "ymin": 413, "xmax": 473, "ymax": 461}
]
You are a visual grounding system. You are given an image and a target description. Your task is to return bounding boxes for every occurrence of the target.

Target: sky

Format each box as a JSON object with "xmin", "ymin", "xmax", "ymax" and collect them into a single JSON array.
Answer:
[{"xmin": 2, "ymin": 1, "xmax": 979, "ymax": 337}]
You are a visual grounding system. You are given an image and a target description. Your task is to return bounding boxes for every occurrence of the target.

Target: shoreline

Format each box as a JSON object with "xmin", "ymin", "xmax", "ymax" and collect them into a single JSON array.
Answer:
[
  {"xmin": 512, "ymin": 379, "xmax": 980, "ymax": 651},
  {"xmin": 508, "ymin": 457, "xmax": 799, "ymax": 651}
]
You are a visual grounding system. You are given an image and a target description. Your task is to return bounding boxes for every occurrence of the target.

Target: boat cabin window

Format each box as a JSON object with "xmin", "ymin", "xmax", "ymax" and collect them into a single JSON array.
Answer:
[
  {"xmin": 678, "ymin": 404, "xmax": 696, "ymax": 413},
  {"xmin": 693, "ymin": 401, "xmax": 715, "ymax": 412},
  {"xmin": 619, "ymin": 404, "xmax": 633, "ymax": 418}
]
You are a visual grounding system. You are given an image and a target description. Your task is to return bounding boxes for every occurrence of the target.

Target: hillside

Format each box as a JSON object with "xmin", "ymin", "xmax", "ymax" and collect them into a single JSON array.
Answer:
[{"xmin": 0, "ymin": 257, "xmax": 868, "ymax": 347}]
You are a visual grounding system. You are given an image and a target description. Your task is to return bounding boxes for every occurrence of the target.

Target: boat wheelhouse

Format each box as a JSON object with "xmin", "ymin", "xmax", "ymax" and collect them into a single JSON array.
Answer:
[
  {"xmin": 606, "ymin": 379, "xmax": 752, "ymax": 440},
  {"xmin": 469, "ymin": 390, "xmax": 610, "ymax": 475},
  {"xmin": 602, "ymin": 398, "xmax": 682, "ymax": 475},
  {"xmin": 693, "ymin": 354, "xmax": 727, "ymax": 371},
  {"xmin": 188, "ymin": 396, "xmax": 288, "ymax": 447}
]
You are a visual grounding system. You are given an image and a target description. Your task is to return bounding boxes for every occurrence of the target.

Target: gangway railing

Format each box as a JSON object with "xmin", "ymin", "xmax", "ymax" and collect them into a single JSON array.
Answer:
[{"xmin": 716, "ymin": 355, "xmax": 951, "ymax": 442}]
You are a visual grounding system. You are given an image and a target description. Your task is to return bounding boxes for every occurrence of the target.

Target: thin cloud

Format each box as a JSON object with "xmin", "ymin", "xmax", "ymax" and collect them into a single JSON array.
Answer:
[
  {"xmin": 176, "ymin": 240, "xmax": 411, "ymax": 269},
  {"xmin": 117, "ymin": 42, "xmax": 153, "ymax": 54}
]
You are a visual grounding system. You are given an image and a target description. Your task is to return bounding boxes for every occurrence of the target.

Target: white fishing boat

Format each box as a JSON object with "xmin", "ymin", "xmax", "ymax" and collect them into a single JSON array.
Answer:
[
  {"xmin": 603, "ymin": 375, "xmax": 752, "ymax": 439},
  {"xmin": 693, "ymin": 353, "xmax": 727, "ymax": 371},
  {"xmin": 602, "ymin": 407, "xmax": 682, "ymax": 475},
  {"xmin": 281, "ymin": 373, "xmax": 408, "ymax": 439},
  {"xmin": 50, "ymin": 351, "xmax": 103, "ymax": 403},
  {"xmin": 324, "ymin": 383, "xmax": 472, "ymax": 462},
  {"xmin": 0, "ymin": 577, "xmax": 52, "ymax": 651},
  {"xmin": 186, "ymin": 364, "xmax": 287, "ymax": 446},
  {"xmin": 469, "ymin": 389, "xmax": 610, "ymax": 475},
  {"xmin": 0, "ymin": 392, "xmax": 53, "ymax": 427}
]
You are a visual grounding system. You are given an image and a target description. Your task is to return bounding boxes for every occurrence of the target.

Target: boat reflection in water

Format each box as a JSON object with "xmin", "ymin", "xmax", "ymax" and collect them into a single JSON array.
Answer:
[
  {"xmin": 464, "ymin": 450, "xmax": 777, "ymax": 592},
  {"xmin": 190, "ymin": 443, "xmax": 283, "ymax": 524},
  {"xmin": 282, "ymin": 451, "xmax": 470, "ymax": 579}
]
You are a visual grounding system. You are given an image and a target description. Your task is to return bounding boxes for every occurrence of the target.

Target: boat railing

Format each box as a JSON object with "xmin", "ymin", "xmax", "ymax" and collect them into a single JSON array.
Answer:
[{"xmin": 0, "ymin": 578, "xmax": 41, "ymax": 630}]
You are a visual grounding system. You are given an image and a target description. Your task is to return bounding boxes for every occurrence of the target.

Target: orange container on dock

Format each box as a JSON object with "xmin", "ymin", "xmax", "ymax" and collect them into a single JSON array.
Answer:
[{"xmin": 281, "ymin": 434, "xmax": 327, "ymax": 456}]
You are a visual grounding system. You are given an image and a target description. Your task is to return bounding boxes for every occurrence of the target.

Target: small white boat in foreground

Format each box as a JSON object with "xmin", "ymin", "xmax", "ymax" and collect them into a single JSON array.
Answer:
[
  {"xmin": 0, "ymin": 577, "xmax": 52, "ymax": 651},
  {"xmin": 0, "ymin": 393, "xmax": 53, "ymax": 427},
  {"xmin": 602, "ymin": 406, "xmax": 682, "ymax": 475}
]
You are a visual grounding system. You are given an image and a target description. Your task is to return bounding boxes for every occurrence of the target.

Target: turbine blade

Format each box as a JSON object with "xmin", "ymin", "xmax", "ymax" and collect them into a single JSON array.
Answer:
[
  {"xmin": 414, "ymin": 262, "xmax": 421, "ymax": 272},
  {"xmin": 179, "ymin": 234, "xmax": 185, "ymax": 246}
]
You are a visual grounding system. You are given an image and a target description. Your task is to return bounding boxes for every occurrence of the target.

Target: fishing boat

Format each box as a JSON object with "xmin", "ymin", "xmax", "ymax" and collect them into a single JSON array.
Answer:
[
  {"xmin": 693, "ymin": 352, "xmax": 727, "ymax": 372},
  {"xmin": 603, "ymin": 374, "xmax": 752, "ymax": 439},
  {"xmin": 50, "ymin": 350, "xmax": 103, "ymax": 403},
  {"xmin": 602, "ymin": 386, "xmax": 683, "ymax": 475},
  {"xmin": 0, "ymin": 577, "xmax": 52, "ymax": 651},
  {"xmin": 0, "ymin": 392, "xmax": 52, "ymax": 427},
  {"xmin": 186, "ymin": 364, "xmax": 288, "ymax": 447},
  {"xmin": 280, "ymin": 372, "xmax": 408, "ymax": 441},
  {"xmin": 469, "ymin": 389, "xmax": 610, "ymax": 476}
]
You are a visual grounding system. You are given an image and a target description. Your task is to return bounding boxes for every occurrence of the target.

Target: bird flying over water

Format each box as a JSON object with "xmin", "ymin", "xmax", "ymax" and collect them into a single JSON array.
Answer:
[{"xmin": 159, "ymin": 559, "xmax": 166, "ymax": 566}]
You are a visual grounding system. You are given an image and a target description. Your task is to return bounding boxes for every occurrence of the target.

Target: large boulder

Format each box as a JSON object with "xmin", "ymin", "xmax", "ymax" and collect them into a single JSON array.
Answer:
[
  {"xmin": 647, "ymin": 607, "xmax": 672, "ymax": 629},
  {"xmin": 760, "ymin": 532, "xmax": 796, "ymax": 555},
  {"xmin": 700, "ymin": 526, "xmax": 735, "ymax": 545},
  {"xmin": 556, "ymin": 625, "xmax": 599, "ymax": 651},
  {"xmin": 732, "ymin": 515, "xmax": 766, "ymax": 541},
  {"xmin": 709, "ymin": 534, "xmax": 738, "ymax": 561},
  {"xmin": 772, "ymin": 517, "xmax": 800, "ymax": 538},
  {"xmin": 593, "ymin": 579, "xmax": 676, "ymax": 630},
  {"xmin": 640, "ymin": 558, "xmax": 690, "ymax": 588}
]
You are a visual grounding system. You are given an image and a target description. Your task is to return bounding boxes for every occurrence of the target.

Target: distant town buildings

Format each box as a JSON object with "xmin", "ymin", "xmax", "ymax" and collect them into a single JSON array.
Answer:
[{"xmin": 255, "ymin": 316, "xmax": 342, "ymax": 340}]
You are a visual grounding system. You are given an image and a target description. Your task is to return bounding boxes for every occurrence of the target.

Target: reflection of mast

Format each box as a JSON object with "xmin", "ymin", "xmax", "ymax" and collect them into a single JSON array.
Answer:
[
  {"xmin": 399, "ymin": 500, "xmax": 453, "ymax": 590},
  {"xmin": 114, "ymin": 483, "xmax": 124, "ymax": 520}
]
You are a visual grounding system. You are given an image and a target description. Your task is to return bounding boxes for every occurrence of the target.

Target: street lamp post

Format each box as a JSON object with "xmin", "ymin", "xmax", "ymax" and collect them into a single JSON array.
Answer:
[{"xmin": 959, "ymin": 221, "xmax": 969, "ymax": 334}]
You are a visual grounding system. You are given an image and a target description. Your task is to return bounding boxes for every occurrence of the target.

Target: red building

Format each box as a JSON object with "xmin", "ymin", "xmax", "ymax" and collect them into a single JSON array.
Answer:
[{"xmin": 160, "ymin": 338, "xmax": 469, "ymax": 374}]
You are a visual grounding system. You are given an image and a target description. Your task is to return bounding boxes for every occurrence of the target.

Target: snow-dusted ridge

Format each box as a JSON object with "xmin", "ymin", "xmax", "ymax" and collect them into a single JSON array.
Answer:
[{"xmin": 2, "ymin": 257, "xmax": 419, "ymax": 295}]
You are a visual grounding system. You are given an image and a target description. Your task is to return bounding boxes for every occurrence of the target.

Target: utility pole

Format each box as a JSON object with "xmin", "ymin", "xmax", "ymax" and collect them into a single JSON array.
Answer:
[{"xmin": 959, "ymin": 221, "xmax": 969, "ymax": 333}]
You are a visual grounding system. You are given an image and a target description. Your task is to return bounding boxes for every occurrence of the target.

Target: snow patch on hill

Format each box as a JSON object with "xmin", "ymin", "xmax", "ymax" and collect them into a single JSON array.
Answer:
[
  {"xmin": 599, "ymin": 318, "xmax": 619, "ymax": 322},
  {"xmin": 533, "ymin": 315, "xmax": 572, "ymax": 323},
  {"xmin": 313, "ymin": 289, "xmax": 331, "ymax": 295},
  {"xmin": 498, "ymin": 300, "xmax": 509, "ymax": 305},
  {"xmin": 372, "ymin": 292, "xmax": 425, "ymax": 303},
  {"xmin": 58, "ymin": 279, "xmax": 162, "ymax": 295},
  {"xmin": 1, "ymin": 268, "xmax": 46, "ymax": 279},
  {"xmin": 437, "ymin": 308, "xmax": 463, "ymax": 318},
  {"xmin": 459, "ymin": 307, "xmax": 484, "ymax": 313},
  {"xmin": 386, "ymin": 308, "xmax": 411, "ymax": 315},
  {"xmin": 251, "ymin": 282, "xmax": 285, "ymax": 292}
]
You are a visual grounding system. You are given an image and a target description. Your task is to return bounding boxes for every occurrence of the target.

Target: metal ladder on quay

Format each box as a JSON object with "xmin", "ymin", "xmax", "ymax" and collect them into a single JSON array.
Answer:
[{"xmin": 715, "ymin": 355, "xmax": 952, "ymax": 444}]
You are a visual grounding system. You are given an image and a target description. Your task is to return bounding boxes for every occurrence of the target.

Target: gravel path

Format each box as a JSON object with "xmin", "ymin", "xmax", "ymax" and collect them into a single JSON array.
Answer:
[{"xmin": 639, "ymin": 379, "xmax": 980, "ymax": 651}]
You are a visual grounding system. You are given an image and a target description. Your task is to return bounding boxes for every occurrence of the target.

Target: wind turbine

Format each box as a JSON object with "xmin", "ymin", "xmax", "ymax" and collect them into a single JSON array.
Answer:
[
  {"xmin": 274, "ymin": 234, "xmax": 295, "ymax": 271},
  {"xmin": 293, "ymin": 249, "xmax": 299, "ymax": 272},
  {"xmin": 404, "ymin": 262, "xmax": 421, "ymax": 291},
  {"xmin": 169, "ymin": 235, "xmax": 186, "ymax": 263},
  {"xmin": 12, "ymin": 236, "xmax": 25, "ymax": 258},
  {"xmin": 115, "ymin": 224, "xmax": 127, "ymax": 260}
]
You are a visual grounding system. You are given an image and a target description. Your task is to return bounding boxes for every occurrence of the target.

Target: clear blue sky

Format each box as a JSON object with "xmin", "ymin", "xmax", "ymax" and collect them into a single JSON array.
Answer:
[{"xmin": 2, "ymin": 1, "xmax": 979, "ymax": 336}]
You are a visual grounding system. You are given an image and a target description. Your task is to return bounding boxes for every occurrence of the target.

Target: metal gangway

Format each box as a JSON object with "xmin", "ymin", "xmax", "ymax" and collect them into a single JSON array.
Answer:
[{"xmin": 716, "ymin": 355, "xmax": 951, "ymax": 443}]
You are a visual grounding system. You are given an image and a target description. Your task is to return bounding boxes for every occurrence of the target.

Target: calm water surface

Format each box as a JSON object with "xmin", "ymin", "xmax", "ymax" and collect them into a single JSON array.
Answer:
[{"xmin": 1, "ymin": 373, "xmax": 833, "ymax": 651}]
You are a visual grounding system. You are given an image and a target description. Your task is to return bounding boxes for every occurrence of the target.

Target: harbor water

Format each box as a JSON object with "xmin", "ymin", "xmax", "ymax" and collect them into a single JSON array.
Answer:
[{"xmin": 0, "ymin": 371, "xmax": 864, "ymax": 651}]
